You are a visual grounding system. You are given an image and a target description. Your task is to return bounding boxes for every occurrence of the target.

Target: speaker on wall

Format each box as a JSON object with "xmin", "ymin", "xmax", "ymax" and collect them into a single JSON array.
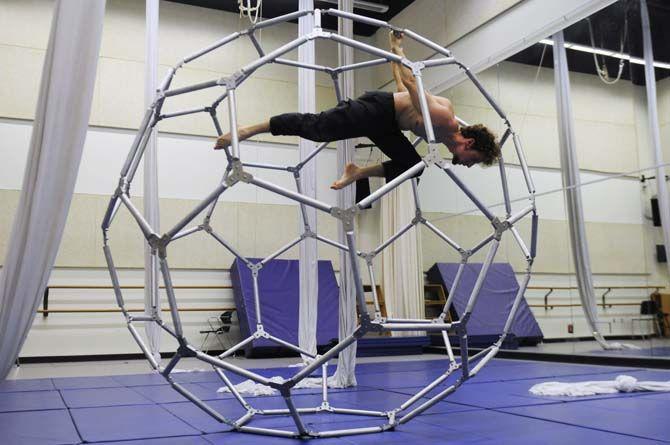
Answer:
[
  {"xmin": 657, "ymin": 244, "xmax": 667, "ymax": 263},
  {"xmin": 651, "ymin": 197, "xmax": 661, "ymax": 227}
]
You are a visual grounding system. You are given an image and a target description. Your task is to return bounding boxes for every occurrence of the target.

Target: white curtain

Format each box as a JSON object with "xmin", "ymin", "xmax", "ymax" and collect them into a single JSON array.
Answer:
[
  {"xmin": 332, "ymin": 0, "xmax": 357, "ymax": 387},
  {"xmin": 380, "ymin": 181, "xmax": 424, "ymax": 337},
  {"xmin": 0, "ymin": 0, "xmax": 106, "ymax": 380},
  {"xmin": 298, "ymin": 0, "xmax": 319, "ymax": 360},
  {"xmin": 144, "ymin": 0, "xmax": 161, "ymax": 364}
]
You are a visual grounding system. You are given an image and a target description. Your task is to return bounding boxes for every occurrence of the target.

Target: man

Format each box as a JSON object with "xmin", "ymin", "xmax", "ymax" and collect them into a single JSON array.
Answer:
[{"xmin": 214, "ymin": 31, "xmax": 500, "ymax": 190}]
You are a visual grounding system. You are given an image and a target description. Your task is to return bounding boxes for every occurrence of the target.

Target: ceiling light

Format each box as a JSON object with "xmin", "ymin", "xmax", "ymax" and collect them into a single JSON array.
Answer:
[
  {"xmin": 319, "ymin": 0, "xmax": 390, "ymax": 14},
  {"xmin": 539, "ymin": 38, "xmax": 670, "ymax": 70}
]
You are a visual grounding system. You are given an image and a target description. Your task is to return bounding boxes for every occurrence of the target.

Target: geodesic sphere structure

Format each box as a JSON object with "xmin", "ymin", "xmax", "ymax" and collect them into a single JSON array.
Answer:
[{"xmin": 102, "ymin": 8, "xmax": 539, "ymax": 439}]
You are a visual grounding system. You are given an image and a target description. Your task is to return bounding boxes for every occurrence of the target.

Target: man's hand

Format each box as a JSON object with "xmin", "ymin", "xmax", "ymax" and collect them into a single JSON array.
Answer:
[
  {"xmin": 389, "ymin": 30, "xmax": 404, "ymax": 54},
  {"xmin": 214, "ymin": 133, "xmax": 232, "ymax": 150}
]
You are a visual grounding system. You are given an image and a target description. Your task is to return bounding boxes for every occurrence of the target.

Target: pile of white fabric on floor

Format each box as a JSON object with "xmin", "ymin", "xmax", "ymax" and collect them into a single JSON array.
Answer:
[
  {"xmin": 529, "ymin": 375, "xmax": 670, "ymax": 397},
  {"xmin": 218, "ymin": 375, "xmax": 348, "ymax": 397}
]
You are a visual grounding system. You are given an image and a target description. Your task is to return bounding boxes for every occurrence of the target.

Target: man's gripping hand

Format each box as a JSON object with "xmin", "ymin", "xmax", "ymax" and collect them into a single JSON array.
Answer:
[{"xmin": 389, "ymin": 30, "xmax": 404, "ymax": 54}]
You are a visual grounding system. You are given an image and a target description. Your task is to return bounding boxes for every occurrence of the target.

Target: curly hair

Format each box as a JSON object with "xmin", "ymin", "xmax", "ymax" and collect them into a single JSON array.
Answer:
[{"xmin": 461, "ymin": 124, "xmax": 500, "ymax": 166}]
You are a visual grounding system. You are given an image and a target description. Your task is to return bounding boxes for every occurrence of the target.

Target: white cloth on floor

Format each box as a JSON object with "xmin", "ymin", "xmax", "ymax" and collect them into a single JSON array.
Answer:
[
  {"xmin": 217, "ymin": 375, "xmax": 347, "ymax": 396},
  {"xmin": 529, "ymin": 375, "xmax": 670, "ymax": 397}
]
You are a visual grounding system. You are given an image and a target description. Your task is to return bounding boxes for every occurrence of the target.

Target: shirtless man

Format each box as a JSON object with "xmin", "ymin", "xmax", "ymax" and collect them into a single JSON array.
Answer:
[{"xmin": 214, "ymin": 31, "xmax": 499, "ymax": 190}]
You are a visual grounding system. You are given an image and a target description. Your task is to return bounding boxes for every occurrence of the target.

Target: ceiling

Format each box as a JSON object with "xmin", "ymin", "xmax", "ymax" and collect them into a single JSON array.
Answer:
[
  {"xmin": 507, "ymin": 0, "xmax": 670, "ymax": 85},
  {"xmin": 165, "ymin": 0, "xmax": 415, "ymax": 36}
]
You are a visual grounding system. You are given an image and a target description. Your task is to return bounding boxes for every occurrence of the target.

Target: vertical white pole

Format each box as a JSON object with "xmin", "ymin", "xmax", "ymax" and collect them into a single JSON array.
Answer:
[
  {"xmin": 144, "ymin": 0, "xmax": 161, "ymax": 363},
  {"xmin": 298, "ymin": 0, "xmax": 318, "ymax": 360},
  {"xmin": 333, "ymin": 0, "xmax": 358, "ymax": 387},
  {"xmin": 640, "ymin": 0, "xmax": 670, "ymax": 283}
]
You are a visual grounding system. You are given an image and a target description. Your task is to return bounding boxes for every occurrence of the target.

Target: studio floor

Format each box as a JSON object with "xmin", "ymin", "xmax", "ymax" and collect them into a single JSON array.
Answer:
[{"xmin": 3, "ymin": 354, "xmax": 670, "ymax": 444}]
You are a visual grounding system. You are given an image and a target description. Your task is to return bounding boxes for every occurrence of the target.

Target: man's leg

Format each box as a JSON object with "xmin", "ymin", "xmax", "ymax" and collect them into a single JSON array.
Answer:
[
  {"xmin": 331, "ymin": 163, "xmax": 385, "ymax": 190},
  {"xmin": 214, "ymin": 120, "xmax": 270, "ymax": 150}
]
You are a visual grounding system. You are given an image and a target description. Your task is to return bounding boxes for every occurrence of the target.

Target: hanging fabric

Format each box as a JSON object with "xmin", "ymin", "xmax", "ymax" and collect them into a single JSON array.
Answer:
[
  {"xmin": 332, "ymin": 0, "xmax": 358, "ymax": 387},
  {"xmin": 144, "ymin": 0, "xmax": 162, "ymax": 365},
  {"xmin": 552, "ymin": 31, "xmax": 624, "ymax": 350},
  {"xmin": 380, "ymin": 180, "xmax": 424, "ymax": 337},
  {"xmin": 0, "ymin": 0, "xmax": 106, "ymax": 380},
  {"xmin": 530, "ymin": 375, "xmax": 670, "ymax": 397},
  {"xmin": 298, "ymin": 0, "xmax": 319, "ymax": 362}
]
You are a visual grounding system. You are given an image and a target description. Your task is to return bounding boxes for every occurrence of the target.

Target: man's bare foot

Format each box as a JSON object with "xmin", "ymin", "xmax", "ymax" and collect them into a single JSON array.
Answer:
[{"xmin": 331, "ymin": 163, "xmax": 361, "ymax": 190}]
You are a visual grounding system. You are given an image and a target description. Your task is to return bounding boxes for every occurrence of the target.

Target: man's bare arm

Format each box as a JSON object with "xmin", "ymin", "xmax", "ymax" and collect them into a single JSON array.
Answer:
[{"xmin": 389, "ymin": 31, "xmax": 452, "ymax": 126}]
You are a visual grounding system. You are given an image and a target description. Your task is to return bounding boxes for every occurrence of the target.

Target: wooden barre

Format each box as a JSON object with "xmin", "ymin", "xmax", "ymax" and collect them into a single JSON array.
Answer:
[
  {"xmin": 36, "ymin": 307, "xmax": 236, "ymax": 314},
  {"xmin": 45, "ymin": 285, "xmax": 233, "ymax": 290}
]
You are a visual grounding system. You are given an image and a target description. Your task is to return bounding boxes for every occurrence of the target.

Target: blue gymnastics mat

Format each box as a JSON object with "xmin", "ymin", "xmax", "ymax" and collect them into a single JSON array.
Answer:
[{"xmin": 2, "ymin": 358, "xmax": 669, "ymax": 444}]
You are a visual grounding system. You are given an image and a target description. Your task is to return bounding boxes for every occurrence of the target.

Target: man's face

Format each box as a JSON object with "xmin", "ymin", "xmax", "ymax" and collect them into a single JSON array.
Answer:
[{"xmin": 450, "ymin": 139, "xmax": 483, "ymax": 168}]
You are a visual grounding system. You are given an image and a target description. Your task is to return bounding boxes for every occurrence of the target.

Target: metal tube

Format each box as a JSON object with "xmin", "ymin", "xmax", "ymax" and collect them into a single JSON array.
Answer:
[
  {"xmin": 371, "ymin": 220, "xmax": 416, "ymax": 257},
  {"xmin": 237, "ymin": 426, "xmax": 296, "ymax": 438},
  {"xmin": 157, "ymin": 319, "xmax": 179, "ymax": 339},
  {"xmin": 260, "ymin": 237, "xmax": 303, "ymax": 265},
  {"xmin": 127, "ymin": 123, "xmax": 154, "ymax": 183},
  {"xmin": 267, "ymin": 334, "xmax": 317, "ymax": 358},
  {"xmin": 164, "ymin": 79, "xmax": 219, "ymax": 98},
  {"xmin": 103, "ymin": 245, "xmax": 125, "ymax": 309},
  {"xmin": 334, "ymin": 57, "xmax": 388, "ymax": 73},
  {"xmin": 242, "ymin": 162, "xmax": 291, "ymax": 171},
  {"xmin": 321, "ymin": 363, "xmax": 328, "ymax": 403},
  {"xmin": 275, "ymin": 58, "xmax": 330, "ymax": 72},
  {"xmin": 227, "ymin": 88, "xmax": 241, "ymax": 159},
  {"xmin": 129, "ymin": 315, "xmax": 155, "ymax": 322},
  {"xmin": 250, "ymin": 177, "xmax": 333, "ymax": 213},
  {"xmin": 442, "ymin": 330, "xmax": 455, "ymax": 362},
  {"xmin": 411, "ymin": 178, "xmax": 422, "ymax": 211},
  {"xmin": 208, "ymin": 230, "xmax": 252, "ymax": 266},
  {"xmin": 283, "ymin": 395, "xmax": 308, "ymax": 436},
  {"xmin": 121, "ymin": 108, "xmax": 153, "ymax": 177},
  {"xmin": 461, "ymin": 68, "xmax": 507, "ymax": 120},
  {"xmin": 463, "ymin": 240, "xmax": 500, "ymax": 314},
  {"xmin": 294, "ymin": 174, "xmax": 310, "ymax": 230},
  {"xmin": 366, "ymin": 262, "xmax": 381, "ymax": 315},
  {"xmin": 422, "ymin": 220, "xmax": 462, "ymax": 253},
  {"xmin": 323, "ymin": 8, "xmax": 389, "ymax": 28},
  {"xmin": 498, "ymin": 155, "xmax": 512, "ymax": 217},
  {"xmin": 441, "ymin": 262, "xmax": 465, "ymax": 319},
  {"xmin": 290, "ymin": 331, "xmax": 359, "ymax": 382},
  {"xmin": 328, "ymin": 33, "xmax": 401, "ymax": 64},
  {"xmin": 345, "ymin": 231, "xmax": 369, "ymax": 319},
  {"xmin": 160, "ymin": 107, "xmax": 207, "ymax": 119},
  {"xmin": 404, "ymin": 29, "xmax": 451, "ymax": 57},
  {"xmin": 470, "ymin": 347, "xmax": 498, "ymax": 376},
  {"xmin": 513, "ymin": 133, "xmax": 536, "ymax": 193},
  {"xmin": 318, "ymin": 426, "xmax": 385, "ymax": 438},
  {"xmin": 234, "ymin": 411, "xmax": 254, "ymax": 427},
  {"xmin": 508, "ymin": 204, "xmax": 534, "ymax": 226},
  {"xmin": 501, "ymin": 271, "xmax": 532, "ymax": 335},
  {"xmin": 415, "ymin": 74, "xmax": 436, "ymax": 143},
  {"xmin": 166, "ymin": 184, "xmax": 227, "ymax": 240},
  {"xmin": 398, "ymin": 383, "xmax": 459, "ymax": 425},
  {"xmin": 251, "ymin": 271, "xmax": 262, "ymax": 324},
  {"xmin": 159, "ymin": 257, "xmax": 184, "ymax": 338},
  {"xmin": 248, "ymin": 32, "xmax": 265, "ymax": 56},
  {"xmin": 195, "ymin": 349, "xmax": 272, "ymax": 385},
  {"xmin": 158, "ymin": 68, "xmax": 176, "ymax": 92},
  {"xmin": 170, "ymin": 226, "xmax": 202, "ymax": 242},
  {"xmin": 253, "ymin": 10, "xmax": 312, "ymax": 29},
  {"xmin": 469, "ymin": 233, "xmax": 495, "ymax": 256},
  {"xmin": 357, "ymin": 161, "xmax": 425, "ymax": 209},
  {"xmin": 120, "ymin": 194, "xmax": 155, "ymax": 239},
  {"xmin": 218, "ymin": 334, "xmax": 255, "ymax": 359},
  {"xmin": 443, "ymin": 169, "xmax": 495, "ymax": 221},
  {"xmin": 399, "ymin": 371, "xmax": 453, "ymax": 410},
  {"xmin": 102, "ymin": 195, "xmax": 121, "ymax": 230},
  {"xmin": 183, "ymin": 32, "xmax": 242, "ymax": 64},
  {"xmin": 421, "ymin": 57, "xmax": 456, "ymax": 68},
  {"xmin": 242, "ymin": 36, "xmax": 310, "ymax": 75},
  {"xmin": 162, "ymin": 353, "xmax": 181, "ymax": 376},
  {"xmin": 382, "ymin": 323, "xmax": 451, "ymax": 331},
  {"xmin": 329, "ymin": 407, "xmax": 386, "ymax": 417},
  {"xmin": 530, "ymin": 211, "xmax": 539, "ymax": 259},
  {"xmin": 510, "ymin": 227, "xmax": 531, "ymax": 259},
  {"xmin": 127, "ymin": 323, "xmax": 160, "ymax": 369},
  {"xmin": 314, "ymin": 234, "xmax": 349, "ymax": 252},
  {"xmin": 211, "ymin": 113, "xmax": 223, "ymax": 136},
  {"xmin": 384, "ymin": 318, "xmax": 435, "ymax": 324},
  {"xmin": 296, "ymin": 141, "xmax": 329, "ymax": 169},
  {"xmin": 170, "ymin": 380, "xmax": 234, "ymax": 425}
]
